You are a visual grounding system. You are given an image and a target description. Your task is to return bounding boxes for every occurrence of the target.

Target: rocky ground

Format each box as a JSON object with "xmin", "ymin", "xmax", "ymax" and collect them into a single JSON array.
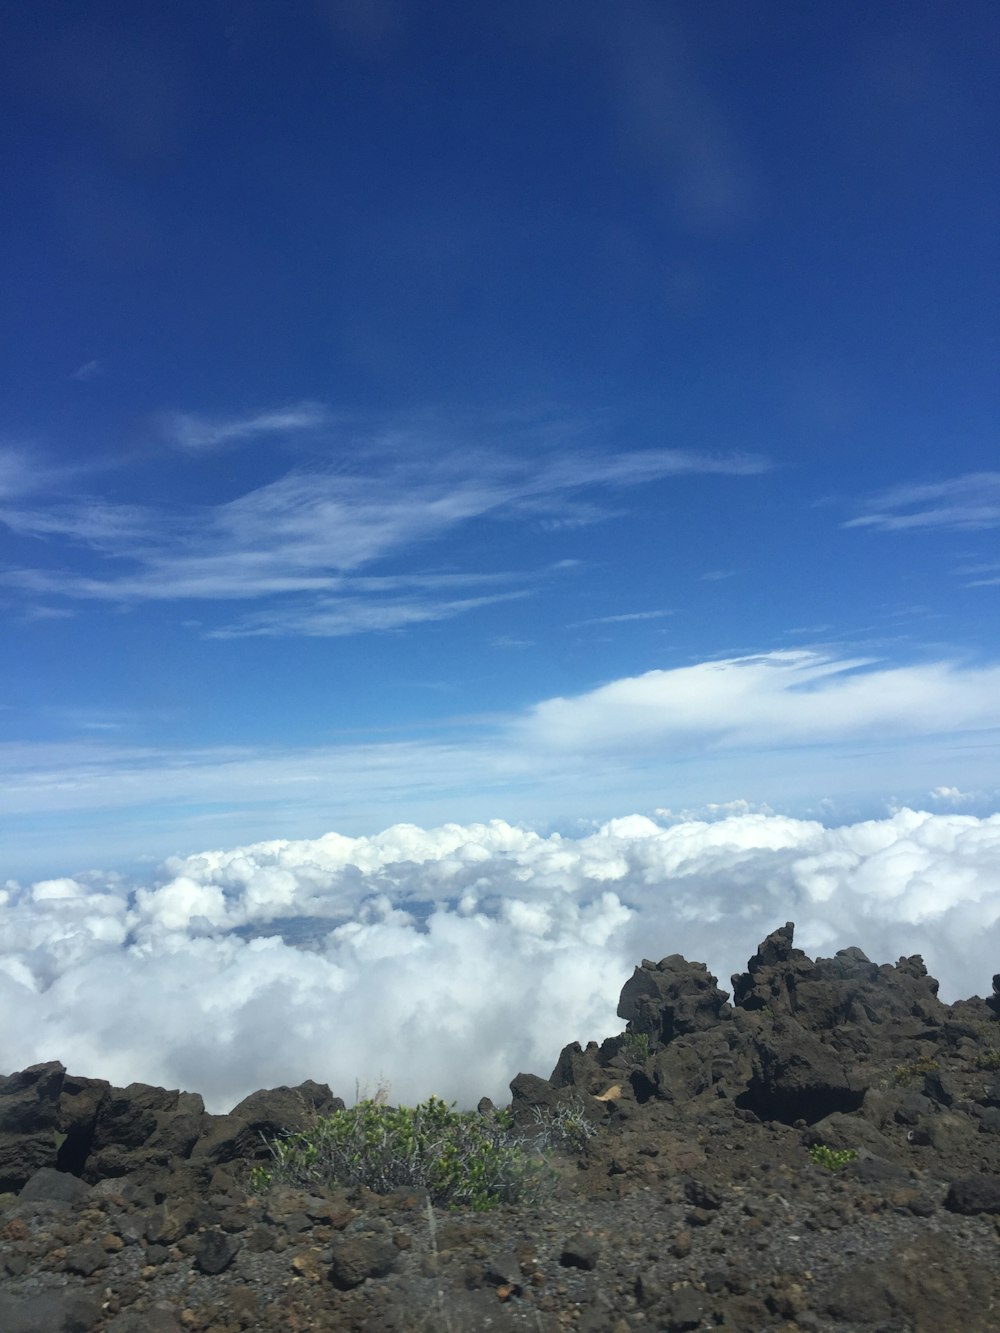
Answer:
[{"xmin": 3, "ymin": 922, "xmax": 1000, "ymax": 1332}]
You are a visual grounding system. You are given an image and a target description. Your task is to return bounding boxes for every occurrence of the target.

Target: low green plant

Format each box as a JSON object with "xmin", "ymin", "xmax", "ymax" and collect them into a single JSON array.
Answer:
[
  {"xmin": 248, "ymin": 1095, "xmax": 593, "ymax": 1211},
  {"xmin": 621, "ymin": 1030, "xmax": 651, "ymax": 1065},
  {"xmin": 809, "ymin": 1143, "xmax": 858, "ymax": 1171},
  {"xmin": 976, "ymin": 1047, "xmax": 1000, "ymax": 1072},
  {"xmin": 892, "ymin": 1054, "xmax": 940, "ymax": 1085}
]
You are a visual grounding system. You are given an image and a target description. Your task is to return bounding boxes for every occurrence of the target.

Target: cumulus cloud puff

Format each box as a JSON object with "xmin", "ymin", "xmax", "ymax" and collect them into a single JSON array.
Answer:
[{"xmin": 3, "ymin": 809, "xmax": 1000, "ymax": 1113}]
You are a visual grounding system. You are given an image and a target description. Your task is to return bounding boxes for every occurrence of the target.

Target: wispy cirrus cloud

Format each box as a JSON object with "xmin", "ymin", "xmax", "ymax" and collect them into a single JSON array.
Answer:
[
  {"xmin": 207, "ymin": 590, "xmax": 530, "ymax": 639},
  {"xmin": 846, "ymin": 472, "xmax": 1000, "ymax": 532},
  {"xmin": 570, "ymin": 608, "xmax": 673, "ymax": 627},
  {"xmin": 70, "ymin": 359, "xmax": 103, "ymax": 382},
  {"xmin": 0, "ymin": 446, "xmax": 50, "ymax": 500},
  {"xmin": 158, "ymin": 401, "xmax": 329, "ymax": 450},
  {"xmin": 958, "ymin": 561, "xmax": 1000, "ymax": 589},
  {"xmin": 0, "ymin": 415, "xmax": 768, "ymax": 636}
]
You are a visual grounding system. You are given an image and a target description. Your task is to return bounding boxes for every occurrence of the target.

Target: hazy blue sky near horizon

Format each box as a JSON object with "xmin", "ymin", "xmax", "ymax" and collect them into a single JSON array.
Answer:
[{"xmin": 2, "ymin": 0, "xmax": 1000, "ymax": 882}]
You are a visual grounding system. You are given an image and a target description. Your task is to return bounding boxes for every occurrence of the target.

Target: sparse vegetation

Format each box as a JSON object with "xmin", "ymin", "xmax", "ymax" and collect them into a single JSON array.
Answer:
[
  {"xmin": 892, "ymin": 1055, "xmax": 940, "ymax": 1084},
  {"xmin": 975, "ymin": 1047, "xmax": 1000, "ymax": 1071},
  {"xmin": 621, "ymin": 1030, "xmax": 651, "ymax": 1064},
  {"xmin": 249, "ymin": 1094, "xmax": 594, "ymax": 1212},
  {"xmin": 809, "ymin": 1143, "xmax": 858, "ymax": 1171}
]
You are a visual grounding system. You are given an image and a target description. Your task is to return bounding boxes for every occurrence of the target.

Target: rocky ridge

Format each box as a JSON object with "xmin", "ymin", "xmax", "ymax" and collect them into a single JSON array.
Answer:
[{"xmin": 2, "ymin": 923, "xmax": 1000, "ymax": 1331}]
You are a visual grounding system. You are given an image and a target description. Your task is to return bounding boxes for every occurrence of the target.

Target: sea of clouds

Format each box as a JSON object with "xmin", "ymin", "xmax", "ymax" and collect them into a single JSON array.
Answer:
[{"xmin": 3, "ymin": 807, "xmax": 1000, "ymax": 1113}]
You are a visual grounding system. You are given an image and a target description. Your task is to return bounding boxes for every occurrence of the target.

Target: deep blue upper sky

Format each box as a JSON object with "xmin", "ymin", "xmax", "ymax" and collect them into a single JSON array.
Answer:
[{"xmin": 2, "ymin": 0, "xmax": 999, "ymax": 877}]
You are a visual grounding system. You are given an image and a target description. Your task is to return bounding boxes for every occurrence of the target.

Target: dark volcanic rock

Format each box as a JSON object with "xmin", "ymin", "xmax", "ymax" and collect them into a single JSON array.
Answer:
[
  {"xmin": 229, "ymin": 1081, "xmax": 344, "ymax": 1141},
  {"xmin": 19, "ymin": 1166, "xmax": 93, "ymax": 1206},
  {"xmin": 617, "ymin": 953, "xmax": 730, "ymax": 1043},
  {"xmin": 944, "ymin": 1173, "xmax": 1000, "ymax": 1214},
  {"xmin": 0, "ymin": 1061, "xmax": 66, "ymax": 1191},
  {"xmin": 0, "ymin": 1290, "xmax": 102, "ymax": 1332},
  {"xmin": 739, "ymin": 1018, "xmax": 867, "ymax": 1123},
  {"xmin": 328, "ymin": 1235, "xmax": 398, "ymax": 1288},
  {"xmin": 732, "ymin": 920, "xmax": 948, "ymax": 1033}
]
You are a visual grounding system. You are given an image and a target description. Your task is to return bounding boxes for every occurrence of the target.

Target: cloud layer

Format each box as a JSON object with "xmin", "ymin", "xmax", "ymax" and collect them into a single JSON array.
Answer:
[
  {"xmin": 3, "ymin": 808, "xmax": 999, "ymax": 1114},
  {"xmin": 4, "ymin": 650, "xmax": 1000, "ymax": 884}
]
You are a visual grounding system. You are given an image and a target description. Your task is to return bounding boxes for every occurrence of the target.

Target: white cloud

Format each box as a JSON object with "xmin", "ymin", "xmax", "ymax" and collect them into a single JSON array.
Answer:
[
  {"xmin": 846, "ymin": 472, "xmax": 1000, "ymax": 532},
  {"xmin": 570, "ymin": 609, "xmax": 673, "ymax": 627},
  {"xmin": 70, "ymin": 359, "xmax": 103, "ymax": 382},
  {"xmin": 519, "ymin": 651, "xmax": 1000, "ymax": 753},
  {"xmin": 2, "ymin": 809, "xmax": 1000, "ymax": 1113},
  {"xmin": 929, "ymin": 786, "xmax": 975, "ymax": 805},
  {"xmin": 0, "ymin": 447, "xmax": 47, "ymax": 501},
  {"xmin": 159, "ymin": 402, "xmax": 328, "ymax": 449},
  {"xmin": 207, "ymin": 591, "xmax": 530, "ymax": 639}
]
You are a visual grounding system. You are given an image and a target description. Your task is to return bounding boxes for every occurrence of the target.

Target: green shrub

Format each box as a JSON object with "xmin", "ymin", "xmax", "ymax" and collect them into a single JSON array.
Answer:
[
  {"xmin": 976, "ymin": 1047, "xmax": 1000, "ymax": 1071},
  {"xmin": 248, "ymin": 1095, "xmax": 593, "ymax": 1212},
  {"xmin": 892, "ymin": 1055, "xmax": 939, "ymax": 1085},
  {"xmin": 621, "ymin": 1030, "xmax": 651, "ymax": 1065},
  {"xmin": 809, "ymin": 1143, "xmax": 858, "ymax": 1171}
]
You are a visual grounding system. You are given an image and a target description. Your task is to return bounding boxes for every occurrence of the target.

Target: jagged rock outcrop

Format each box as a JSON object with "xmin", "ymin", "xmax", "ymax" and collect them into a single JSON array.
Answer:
[
  {"xmin": 511, "ymin": 921, "xmax": 1000, "ymax": 1149},
  {"xmin": 0, "ymin": 1068, "xmax": 341, "ymax": 1197},
  {"xmin": 618, "ymin": 953, "xmax": 731, "ymax": 1042}
]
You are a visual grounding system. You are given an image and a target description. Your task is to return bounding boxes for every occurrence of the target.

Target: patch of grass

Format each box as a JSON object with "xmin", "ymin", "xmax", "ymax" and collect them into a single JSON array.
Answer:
[
  {"xmin": 248, "ymin": 1095, "xmax": 594, "ymax": 1212},
  {"xmin": 809, "ymin": 1143, "xmax": 858, "ymax": 1171},
  {"xmin": 892, "ymin": 1055, "xmax": 940, "ymax": 1085},
  {"xmin": 975, "ymin": 1047, "xmax": 1000, "ymax": 1072}
]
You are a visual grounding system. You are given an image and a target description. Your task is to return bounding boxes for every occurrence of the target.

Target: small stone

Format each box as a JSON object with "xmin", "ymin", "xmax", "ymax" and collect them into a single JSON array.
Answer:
[
  {"xmin": 671, "ymin": 1228, "xmax": 692, "ymax": 1258},
  {"xmin": 194, "ymin": 1230, "xmax": 241, "ymax": 1275},
  {"xmin": 64, "ymin": 1242, "xmax": 107, "ymax": 1276},
  {"xmin": 684, "ymin": 1178, "xmax": 723, "ymax": 1209},
  {"xmin": 328, "ymin": 1236, "xmax": 398, "ymax": 1289},
  {"xmin": 665, "ymin": 1286, "xmax": 705, "ymax": 1330},
  {"xmin": 559, "ymin": 1232, "xmax": 600, "ymax": 1270},
  {"xmin": 290, "ymin": 1248, "xmax": 326, "ymax": 1282}
]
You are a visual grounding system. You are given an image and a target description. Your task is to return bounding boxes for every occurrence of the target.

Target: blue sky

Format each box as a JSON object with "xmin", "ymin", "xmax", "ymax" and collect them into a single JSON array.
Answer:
[{"xmin": 3, "ymin": 0, "xmax": 1000, "ymax": 883}]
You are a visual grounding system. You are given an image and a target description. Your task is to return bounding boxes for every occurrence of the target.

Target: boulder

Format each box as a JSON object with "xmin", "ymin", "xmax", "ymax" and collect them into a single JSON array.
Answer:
[
  {"xmin": 618, "ymin": 955, "xmax": 730, "ymax": 1044},
  {"xmin": 229, "ymin": 1081, "xmax": 344, "ymax": 1141},
  {"xmin": 739, "ymin": 1019, "xmax": 867, "ymax": 1123},
  {"xmin": 0, "ymin": 1061, "xmax": 66, "ymax": 1191}
]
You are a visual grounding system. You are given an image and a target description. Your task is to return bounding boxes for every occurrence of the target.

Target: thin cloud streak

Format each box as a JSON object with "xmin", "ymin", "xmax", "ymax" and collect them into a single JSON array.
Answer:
[
  {"xmin": 0, "ymin": 447, "xmax": 51, "ymax": 501},
  {"xmin": 208, "ymin": 590, "xmax": 531, "ymax": 639},
  {"xmin": 570, "ymin": 609, "xmax": 674, "ymax": 627},
  {"xmin": 846, "ymin": 472, "xmax": 1000, "ymax": 532},
  {"xmin": 70, "ymin": 359, "xmax": 103, "ymax": 382},
  {"xmin": 159, "ymin": 401, "xmax": 329, "ymax": 449}
]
